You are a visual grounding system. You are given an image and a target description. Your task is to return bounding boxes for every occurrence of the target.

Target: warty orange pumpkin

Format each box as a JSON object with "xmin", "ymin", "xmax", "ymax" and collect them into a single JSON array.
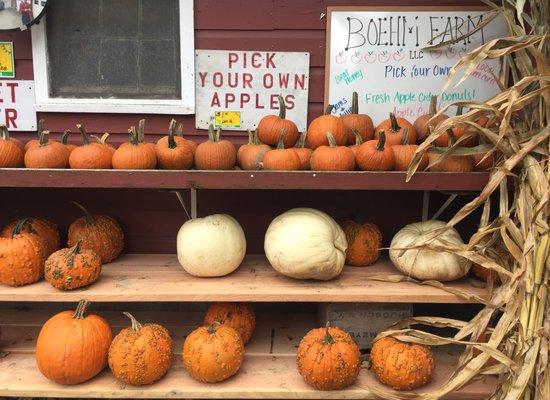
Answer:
[
  {"xmin": 35, "ymin": 300, "xmax": 113, "ymax": 385},
  {"xmin": 68, "ymin": 202, "xmax": 124, "ymax": 263},
  {"xmin": 155, "ymin": 119, "xmax": 194, "ymax": 170},
  {"xmin": 203, "ymin": 302, "xmax": 256, "ymax": 344},
  {"xmin": 261, "ymin": 130, "xmax": 302, "ymax": 171},
  {"xmin": 237, "ymin": 130, "xmax": 271, "ymax": 170},
  {"xmin": 413, "ymin": 95, "xmax": 449, "ymax": 143},
  {"xmin": 392, "ymin": 128, "xmax": 429, "ymax": 171},
  {"xmin": 341, "ymin": 92, "xmax": 374, "ymax": 145},
  {"xmin": 1, "ymin": 217, "xmax": 60, "ymax": 257},
  {"xmin": 355, "ymin": 131, "xmax": 395, "ymax": 171},
  {"xmin": 375, "ymin": 113, "xmax": 417, "ymax": 145},
  {"xmin": 297, "ymin": 325, "xmax": 361, "ymax": 390},
  {"xmin": 307, "ymin": 105, "xmax": 347, "ymax": 149},
  {"xmin": 69, "ymin": 124, "xmax": 113, "ymax": 169},
  {"xmin": 0, "ymin": 125, "xmax": 24, "ymax": 167},
  {"xmin": 183, "ymin": 323, "xmax": 244, "ymax": 383},
  {"xmin": 310, "ymin": 132, "xmax": 355, "ymax": 171},
  {"xmin": 291, "ymin": 131, "xmax": 313, "ymax": 170},
  {"xmin": 194, "ymin": 125, "xmax": 237, "ymax": 170},
  {"xmin": 341, "ymin": 220, "xmax": 382, "ymax": 266},
  {"xmin": 108, "ymin": 312, "xmax": 173, "ymax": 386},
  {"xmin": 112, "ymin": 125, "xmax": 157, "ymax": 169},
  {"xmin": 257, "ymin": 95, "xmax": 299, "ymax": 148},
  {"xmin": 24, "ymin": 131, "xmax": 70, "ymax": 169}
]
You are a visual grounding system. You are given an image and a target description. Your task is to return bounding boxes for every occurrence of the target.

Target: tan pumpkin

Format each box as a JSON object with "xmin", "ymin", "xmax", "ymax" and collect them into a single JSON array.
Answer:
[
  {"xmin": 370, "ymin": 336, "xmax": 435, "ymax": 390},
  {"xmin": 375, "ymin": 113, "xmax": 417, "ymax": 145},
  {"xmin": 24, "ymin": 131, "xmax": 70, "ymax": 169},
  {"xmin": 108, "ymin": 312, "xmax": 173, "ymax": 386},
  {"xmin": 36, "ymin": 300, "xmax": 113, "ymax": 385},
  {"xmin": 310, "ymin": 132, "xmax": 355, "ymax": 171},
  {"xmin": 237, "ymin": 130, "xmax": 271, "ymax": 170},
  {"xmin": 68, "ymin": 202, "xmax": 124, "ymax": 263},
  {"xmin": 1, "ymin": 217, "xmax": 60, "ymax": 256},
  {"xmin": 155, "ymin": 119, "xmax": 194, "ymax": 170},
  {"xmin": 307, "ymin": 105, "xmax": 347, "ymax": 149},
  {"xmin": 297, "ymin": 326, "xmax": 361, "ymax": 390},
  {"xmin": 61, "ymin": 130, "xmax": 77, "ymax": 153},
  {"xmin": 0, "ymin": 218, "xmax": 46, "ymax": 287},
  {"xmin": 203, "ymin": 302, "xmax": 256, "ymax": 344},
  {"xmin": 44, "ymin": 240, "xmax": 102, "ymax": 290},
  {"xmin": 182, "ymin": 323, "xmax": 244, "ymax": 383},
  {"xmin": 413, "ymin": 95, "xmax": 449, "ymax": 143},
  {"xmin": 194, "ymin": 125, "xmax": 236, "ymax": 170},
  {"xmin": 112, "ymin": 125, "xmax": 157, "ymax": 169},
  {"xmin": 291, "ymin": 131, "xmax": 313, "ymax": 170},
  {"xmin": 0, "ymin": 125, "xmax": 24, "ymax": 167},
  {"xmin": 261, "ymin": 130, "xmax": 302, "ymax": 171},
  {"xmin": 392, "ymin": 128, "xmax": 429, "ymax": 171},
  {"xmin": 341, "ymin": 92, "xmax": 374, "ymax": 145},
  {"xmin": 257, "ymin": 95, "xmax": 299, "ymax": 147},
  {"xmin": 69, "ymin": 124, "xmax": 113, "ymax": 169},
  {"xmin": 341, "ymin": 220, "xmax": 382, "ymax": 266},
  {"xmin": 355, "ymin": 131, "xmax": 395, "ymax": 171}
]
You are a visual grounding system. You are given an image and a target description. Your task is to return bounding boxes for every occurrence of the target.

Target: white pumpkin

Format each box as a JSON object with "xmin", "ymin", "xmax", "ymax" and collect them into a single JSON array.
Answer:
[
  {"xmin": 177, "ymin": 214, "xmax": 246, "ymax": 277},
  {"xmin": 264, "ymin": 208, "xmax": 347, "ymax": 281},
  {"xmin": 389, "ymin": 220, "xmax": 471, "ymax": 281}
]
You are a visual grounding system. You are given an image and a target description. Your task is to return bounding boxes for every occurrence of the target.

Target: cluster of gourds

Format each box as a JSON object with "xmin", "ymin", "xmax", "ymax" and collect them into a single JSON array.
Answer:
[
  {"xmin": 33, "ymin": 299, "xmax": 435, "ymax": 391},
  {"xmin": 0, "ymin": 202, "xmax": 124, "ymax": 289}
]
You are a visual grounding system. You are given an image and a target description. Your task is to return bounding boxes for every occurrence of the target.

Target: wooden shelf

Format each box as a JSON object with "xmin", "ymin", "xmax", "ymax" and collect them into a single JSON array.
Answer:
[
  {"xmin": 0, "ymin": 254, "xmax": 490, "ymax": 303},
  {"xmin": 0, "ymin": 308, "xmax": 495, "ymax": 399},
  {"xmin": 0, "ymin": 169, "xmax": 489, "ymax": 191}
]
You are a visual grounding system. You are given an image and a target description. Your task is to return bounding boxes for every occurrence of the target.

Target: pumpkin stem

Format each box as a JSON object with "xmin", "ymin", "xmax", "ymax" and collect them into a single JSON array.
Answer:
[
  {"xmin": 324, "ymin": 104, "xmax": 334, "ymax": 115},
  {"xmin": 128, "ymin": 127, "xmax": 140, "ymax": 146},
  {"xmin": 175, "ymin": 122, "xmax": 184, "ymax": 137},
  {"xmin": 123, "ymin": 312, "xmax": 143, "ymax": 331},
  {"xmin": 295, "ymin": 131, "xmax": 307, "ymax": 148},
  {"xmin": 76, "ymin": 124, "xmax": 91, "ymax": 145},
  {"xmin": 39, "ymin": 130, "xmax": 51, "ymax": 146},
  {"xmin": 447, "ymin": 129, "xmax": 457, "ymax": 146},
  {"xmin": 61, "ymin": 129, "xmax": 71, "ymax": 145},
  {"xmin": 73, "ymin": 299, "xmax": 90, "ymax": 320},
  {"xmin": 168, "ymin": 119, "xmax": 177, "ymax": 149},
  {"xmin": 325, "ymin": 132, "xmax": 337, "ymax": 148},
  {"xmin": 456, "ymin": 105, "xmax": 464, "ymax": 116},
  {"xmin": 429, "ymin": 96, "xmax": 437, "ymax": 117},
  {"xmin": 277, "ymin": 95, "xmax": 286, "ymax": 119},
  {"xmin": 376, "ymin": 131, "xmax": 386, "ymax": 151},
  {"xmin": 323, "ymin": 327, "xmax": 335, "ymax": 345},
  {"xmin": 67, "ymin": 239, "xmax": 83, "ymax": 267},
  {"xmin": 246, "ymin": 129, "xmax": 255, "ymax": 145},
  {"xmin": 72, "ymin": 201, "xmax": 95, "ymax": 224},
  {"xmin": 1, "ymin": 125, "xmax": 10, "ymax": 140},
  {"xmin": 207, "ymin": 322, "xmax": 220, "ymax": 335},
  {"xmin": 207, "ymin": 124, "xmax": 216, "ymax": 142},
  {"xmin": 352, "ymin": 129, "xmax": 363, "ymax": 146},
  {"xmin": 401, "ymin": 128, "xmax": 409, "ymax": 145},
  {"xmin": 389, "ymin": 113, "xmax": 400, "ymax": 132},
  {"xmin": 277, "ymin": 129, "xmax": 287, "ymax": 149},
  {"xmin": 351, "ymin": 92, "xmax": 359, "ymax": 114},
  {"xmin": 12, "ymin": 218, "xmax": 30, "ymax": 237},
  {"xmin": 37, "ymin": 119, "xmax": 45, "ymax": 137},
  {"xmin": 215, "ymin": 128, "xmax": 222, "ymax": 142},
  {"xmin": 100, "ymin": 133, "xmax": 110, "ymax": 144},
  {"xmin": 138, "ymin": 119, "xmax": 146, "ymax": 143}
]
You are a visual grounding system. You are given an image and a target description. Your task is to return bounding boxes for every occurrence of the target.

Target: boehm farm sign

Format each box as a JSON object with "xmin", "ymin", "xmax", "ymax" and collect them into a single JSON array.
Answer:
[
  {"xmin": 0, "ymin": 80, "xmax": 36, "ymax": 131},
  {"xmin": 195, "ymin": 50, "xmax": 310, "ymax": 131}
]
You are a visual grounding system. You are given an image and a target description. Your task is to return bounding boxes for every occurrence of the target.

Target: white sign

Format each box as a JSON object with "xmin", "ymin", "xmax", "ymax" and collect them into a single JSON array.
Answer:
[
  {"xmin": 0, "ymin": 80, "xmax": 36, "ymax": 131},
  {"xmin": 326, "ymin": 8, "xmax": 507, "ymax": 123},
  {"xmin": 195, "ymin": 50, "xmax": 310, "ymax": 131}
]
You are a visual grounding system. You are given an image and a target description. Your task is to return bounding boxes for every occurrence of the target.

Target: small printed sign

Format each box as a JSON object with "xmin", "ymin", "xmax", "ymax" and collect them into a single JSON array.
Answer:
[
  {"xmin": 0, "ymin": 42, "xmax": 15, "ymax": 78},
  {"xmin": 0, "ymin": 80, "xmax": 37, "ymax": 131},
  {"xmin": 214, "ymin": 111, "xmax": 241, "ymax": 128}
]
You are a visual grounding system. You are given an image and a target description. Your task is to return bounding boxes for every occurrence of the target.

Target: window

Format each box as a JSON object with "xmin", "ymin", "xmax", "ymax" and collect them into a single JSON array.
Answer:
[{"xmin": 31, "ymin": 0, "xmax": 194, "ymax": 114}]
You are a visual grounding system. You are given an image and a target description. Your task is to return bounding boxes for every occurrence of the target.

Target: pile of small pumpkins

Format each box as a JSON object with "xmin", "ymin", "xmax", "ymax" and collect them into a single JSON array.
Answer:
[
  {"xmin": 33, "ymin": 299, "xmax": 436, "ymax": 392},
  {"xmin": 0, "ymin": 202, "xmax": 124, "ymax": 290},
  {"xmin": 0, "ymin": 93, "xmax": 492, "ymax": 172}
]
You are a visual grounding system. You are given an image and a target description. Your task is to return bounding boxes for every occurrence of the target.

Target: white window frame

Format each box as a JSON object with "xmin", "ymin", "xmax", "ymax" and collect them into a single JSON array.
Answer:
[{"xmin": 31, "ymin": 0, "xmax": 195, "ymax": 114}]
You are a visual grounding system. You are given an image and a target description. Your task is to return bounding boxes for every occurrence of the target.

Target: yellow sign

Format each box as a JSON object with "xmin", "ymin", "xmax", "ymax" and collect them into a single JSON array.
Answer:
[
  {"xmin": 214, "ymin": 111, "xmax": 241, "ymax": 128},
  {"xmin": 0, "ymin": 42, "xmax": 15, "ymax": 78}
]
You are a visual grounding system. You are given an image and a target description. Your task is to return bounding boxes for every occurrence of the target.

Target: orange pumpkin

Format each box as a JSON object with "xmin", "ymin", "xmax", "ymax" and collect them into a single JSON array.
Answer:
[
  {"xmin": 155, "ymin": 119, "xmax": 194, "ymax": 170},
  {"xmin": 24, "ymin": 119, "xmax": 45, "ymax": 151},
  {"xmin": 203, "ymin": 302, "xmax": 256, "ymax": 344},
  {"xmin": 109, "ymin": 312, "xmax": 173, "ymax": 386},
  {"xmin": 45, "ymin": 240, "xmax": 102, "ymax": 290},
  {"xmin": 307, "ymin": 105, "xmax": 347, "ymax": 149},
  {"xmin": 237, "ymin": 130, "xmax": 271, "ymax": 170},
  {"xmin": 24, "ymin": 131, "xmax": 70, "ymax": 169},
  {"xmin": 0, "ymin": 125, "xmax": 24, "ymax": 167},
  {"xmin": 194, "ymin": 125, "xmax": 237, "ymax": 170},
  {"xmin": 341, "ymin": 92, "xmax": 374, "ymax": 145},
  {"xmin": 0, "ymin": 218, "xmax": 46, "ymax": 287},
  {"xmin": 375, "ymin": 113, "xmax": 417, "ymax": 145},
  {"xmin": 413, "ymin": 96, "xmax": 449, "ymax": 143},
  {"xmin": 36, "ymin": 300, "xmax": 113, "ymax": 385},
  {"xmin": 95, "ymin": 133, "xmax": 117, "ymax": 154},
  {"xmin": 429, "ymin": 132, "xmax": 473, "ymax": 172},
  {"xmin": 436, "ymin": 106, "xmax": 479, "ymax": 147},
  {"xmin": 175, "ymin": 122, "xmax": 198, "ymax": 152},
  {"xmin": 69, "ymin": 124, "xmax": 113, "ymax": 169},
  {"xmin": 291, "ymin": 131, "xmax": 313, "ymax": 170},
  {"xmin": 392, "ymin": 128, "xmax": 429, "ymax": 171},
  {"xmin": 1, "ymin": 217, "xmax": 60, "ymax": 257},
  {"xmin": 183, "ymin": 323, "xmax": 244, "ymax": 383},
  {"xmin": 112, "ymin": 125, "xmax": 157, "ymax": 169},
  {"xmin": 349, "ymin": 130, "xmax": 363, "ymax": 156},
  {"xmin": 341, "ymin": 220, "xmax": 382, "ymax": 266},
  {"xmin": 370, "ymin": 336, "xmax": 435, "ymax": 390},
  {"xmin": 261, "ymin": 130, "xmax": 302, "ymax": 171},
  {"xmin": 310, "ymin": 132, "xmax": 355, "ymax": 171},
  {"xmin": 297, "ymin": 326, "xmax": 361, "ymax": 390},
  {"xmin": 257, "ymin": 95, "xmax": 299, "ymax": 148},
  {"xmin": 68, "ymin": 202, "xmax": 124, "ymax": 263},
  {"xmin": 61, "ymin": 130, "xmax": 77, "ymax": 153},
  {"xmin": 355, "ymin": 131, "xmax": 395, "ymax": 171},
  {"xmin": 0, "ymin": 125, "xmax": 24, "ymax": 153}
]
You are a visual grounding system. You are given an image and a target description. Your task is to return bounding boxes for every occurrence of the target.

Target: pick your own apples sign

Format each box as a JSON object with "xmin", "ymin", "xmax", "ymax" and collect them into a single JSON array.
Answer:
[{"xmin": 195, "ymin": 50, "xmax": 310, "ymax": 131}]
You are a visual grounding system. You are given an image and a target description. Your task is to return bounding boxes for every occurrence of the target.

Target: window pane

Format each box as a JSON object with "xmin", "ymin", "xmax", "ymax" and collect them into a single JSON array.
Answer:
[{"xmin": 46, "ymin": 0, "xmax": 181, "ymax": 100}]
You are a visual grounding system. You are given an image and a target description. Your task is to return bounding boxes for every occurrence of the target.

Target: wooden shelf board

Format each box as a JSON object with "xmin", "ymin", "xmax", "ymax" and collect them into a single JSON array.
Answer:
[
  {"xmin": 0, "ymin": 255, "xmax": 490, "ymax": 303},
  {"xmin": 0, "ymin": 169, "xmax": 490, "ymax": 191},
  {"xmin": 0, "ymin": 309, "xmax": 496, "ymax": 399}
]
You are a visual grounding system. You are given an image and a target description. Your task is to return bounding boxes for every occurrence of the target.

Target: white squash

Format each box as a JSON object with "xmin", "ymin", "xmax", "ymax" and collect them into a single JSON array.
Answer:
[
  {"xmin": 177, "ymin": 214, "xmax": 246, "ymax": 277},
  {"xmin": 264, "ymin": 208, "xmax": 347, "ymax": 281},
  {"xmin": 389, "ymin": 220, "xmax": 471, "ymax": 281}
]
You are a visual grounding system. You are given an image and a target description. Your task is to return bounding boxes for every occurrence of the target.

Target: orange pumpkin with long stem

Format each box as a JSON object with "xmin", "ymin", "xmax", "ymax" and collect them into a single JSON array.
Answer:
[
  {"xmin": 341, "ymin": 220, "xmax": 382, "ymax": 266},
  {"xmin": 237, "ymin": 130, "xmax": 271, "ymax": 170},
  {"xmin": 429, "ymin": 131, "xmax": 474, "ymax": 172},
  {"xmin": 307, "ymin": 105, "xmax": 347, "ymax": 149},
  {"xmin": 1, "ymin": 217, "xmax": 60, "ymax": 257},
  {"xmin": 349, "ymin": 130, "xmax": 363, "ymax": 156},
  {"xmin": 355, "ymin": 131, "xmax": 395, "ymax": 171},
  {"xmin": 297, "ymin": 325, "xmax": 361, "ymax": 390},
  {"xmin": 204, "ymin": 302, "xmax": 256, "ymax": 344},
  {"xmin": 24, "ymin": 131, "xmax": 70, "ymax": 168},
  {"xmin": 310, "ymin": 132, "xmax": 355, "ymax": 171},
  {"xmin": 61, "ymin": 130, "xmax": 77, "ymax": 154},
  {"xmin": 36, "ymin": 300, "xmax": 113, "ymax": 385},
  {"xmin": 375, "ymin": 113, "xmax": 416, "ymax": 145},
  {"xmin": 0, "ymin": 125, "xmax": 24, "ymax": 153},
  {"xmin": 155, "ymin": 119, "xmax": 194, "ymax": 170},
  {"xmin": 112, "ymin": 126, "xmax": 157, "ymax": 169},
  {"xmin": 414, "ymin": 95, "xmax": 449, "ymax": 143},
  {"xmin": 0, "ymin": 125, "xmax": 24, "ymax": 167},
  {"xmin": 261, "ymin": 130, "xmax": 302, "ymax": 171},
  {"xmin": 92, "ymin": 133, "xmax": 116, "ymax": 154},
  {"xmin": 291, "ymin": 131, "xmax": 313, "ymax": 170},
  {"xmin": 257, "ymin": 95, "xmax": 299, "ymax": 148},
  {"xmin": 69, "ymin": 124, "xmax": 113, "ymax": 169},
  {"xmin": 341, "ymin": 92, "xmax": 374, "ymax": 145},
  {"xmin": 392, "ymin": 128, "xmax": 429, "ymax": 171},
  {"xmin": 175, "ymin": 122, "xmax": 198, "ymax": 152},
  {"xmin": 24, "ymin": 119, "xmax": 45, "ymax": 151},
  {"xmin": 194, "ymin": 125, "xmax": 236, "ymax": 170}
]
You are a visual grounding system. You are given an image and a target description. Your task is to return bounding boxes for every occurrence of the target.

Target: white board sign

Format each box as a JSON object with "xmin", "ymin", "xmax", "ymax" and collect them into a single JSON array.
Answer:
[
  {"xmin": 195, "ymin": 50, "xmax": 310, "ymax": 131},
  {"xmin": 0, "ymin": 80, "xmax": 36, "ymax": 131},
  {"xmin": 326, "ymin": 8, "xmax": 507, "ymax": 123}
]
